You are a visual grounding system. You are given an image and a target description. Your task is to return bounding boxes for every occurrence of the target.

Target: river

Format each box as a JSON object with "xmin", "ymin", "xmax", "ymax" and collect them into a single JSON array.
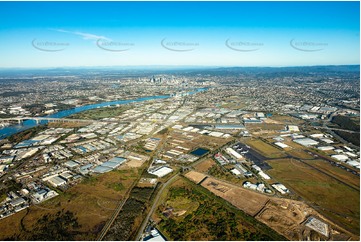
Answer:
[{"xmin": 0, "ymin": 87, "xmax": 207, "ymax": 139}]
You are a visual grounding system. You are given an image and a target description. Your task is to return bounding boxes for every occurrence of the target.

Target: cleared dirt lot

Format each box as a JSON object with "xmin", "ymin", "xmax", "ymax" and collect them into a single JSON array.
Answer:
[
  {"xmin": 197, "ymin": 175, "xmax": 358, "ymax": 241},
  {"xmin": 121, "ymin": 152, "xmax": 149, "ymax": 168},
  {"xmin": 267, "ymin": 158, "xmax": 360, "ymax": 235},
  {"xmin": 256, "ymin": 196, "xmax": 358, "ymax": 241},
  {"xmin": 201, "ymin": 177, "xmax": 268, "ymax": 216},
  {"xmin": 184, "ymin": 171, "xmax": 207, "ymax": 184},
  {"xmin": 194, "ymin": 158, "xmax": 216, "ymax": 173},
  {"xmin": 256, "ymin": 198, "xmax": 314, "ymax": 240}
]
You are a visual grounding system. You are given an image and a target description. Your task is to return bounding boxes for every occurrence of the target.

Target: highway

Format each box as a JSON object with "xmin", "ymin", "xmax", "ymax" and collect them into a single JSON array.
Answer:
[{"xmin": 317, "ymin": 126, "xmax": 359, "ymax": 133}]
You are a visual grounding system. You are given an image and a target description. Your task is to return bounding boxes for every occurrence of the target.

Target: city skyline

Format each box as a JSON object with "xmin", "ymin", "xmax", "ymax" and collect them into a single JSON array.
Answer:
[{"xmin": 0, "ymin": 1, "xmax": 359, "ymax": 68}]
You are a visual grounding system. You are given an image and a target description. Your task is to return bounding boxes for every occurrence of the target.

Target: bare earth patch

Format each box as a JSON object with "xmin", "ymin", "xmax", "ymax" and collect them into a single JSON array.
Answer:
[
  {"xmin": 197, "ymin": 176, "xmax": 356, "ymax": 241},
  {"xmin": 184, "ymin": 171, "xmax": 207, "ymax": 184},
  {"xmin": 122, "ymin": 152, "xmax": 149, "ymax": 168},
  {"xmin": 194, "ymin": 158, "xmax": 216, "ymax": 173},
  {"xmin": 201, "ymin": 177, "xmax": 268, "ymax": 216}
]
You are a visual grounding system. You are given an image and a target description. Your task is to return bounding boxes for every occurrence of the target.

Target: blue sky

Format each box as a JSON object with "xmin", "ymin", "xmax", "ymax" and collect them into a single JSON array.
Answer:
[{"xmin": 0, "ymin": 1, "xmax": 359, "ymax": 68}]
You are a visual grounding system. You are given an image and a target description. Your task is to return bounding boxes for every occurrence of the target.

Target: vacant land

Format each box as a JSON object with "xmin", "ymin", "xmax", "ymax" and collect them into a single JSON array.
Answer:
[
  {"xmin": 331, "ymin": 115, "xmax": 360, "ymax": 146},
  {"xmin": 270, "ymin": 114, "xmax": 304, "ymax": 125},
  {"xmin": 184, "ymin": 171, "xmax": 207, "ymax": 184},
  {"xmin": 7, "ymin": 125, "xmax": 47, "ymax": 144},
  {"xmin": 287, "ymin": 149, "xmax": 314, "ymax": 159},
  {"xmin": 104, "ymin": 186, "xmax": 156, "ymax": 240},
  {"xmin": 303, "ymin": 159, "xmax": 360, "ymax": 189},
  {"xmin": 124, "ymin": 158, "xmax": 146, "ymax": 168},
  {"xmin": 245, "ymin": 139, "xmax": 286, "ymax": 159},
  {"xmin": 334, "ymin": 130, "xmax": 360, "ymax": 146},
  {"xmin": 48, "ymin": 122, "xmax": 88, "ymax": 128},
  {"xmin": 331, "ymin": 115, "xmax": 360, "ymax": 132},
  {"xmin": 257, "ymin": 198, "xmax": 320, "ymax": 240},
  {"xmin": 197, "ymin": 175, "xmax": 356, "ymax": 240},
  {"xmin": 267, "ymin": 158, "xmax": 360, "ymax": 235},
  {"xmin": 69, "ymin": 106, "xmax": 130, "ymax": 120},
  {"xmin": 194, "ymin": 158, "xmax": 216, "ymax": 172},
  {"xmin": 201, "ymin": 177, "xmax": 269, "ymax": 216},
  {"xmin": 207, "ymin": 162, "xmax": 246, "ymax": 186},
  {"xmin": 0, "ymin": 169, "xmax": 139, "ymax": 240},
  {"xmin": 246, "ymin": 123, "xmax": 285, "ymax": 132},
  {"xmin": 157, "ymin": 178, "xmax": 285, "ymax": 241}
]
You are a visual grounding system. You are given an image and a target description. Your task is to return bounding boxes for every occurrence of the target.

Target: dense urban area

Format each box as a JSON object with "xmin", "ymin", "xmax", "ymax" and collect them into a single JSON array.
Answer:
[{"xmin": 0, "ymin": 65, "xmax": 359, "ymax": 241}]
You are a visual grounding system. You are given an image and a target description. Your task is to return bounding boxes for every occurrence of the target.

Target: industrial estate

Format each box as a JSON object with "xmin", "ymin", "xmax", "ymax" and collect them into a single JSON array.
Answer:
[{"xmin": 0, "ymin": 65, "xmax": 359, "ymax": 241}]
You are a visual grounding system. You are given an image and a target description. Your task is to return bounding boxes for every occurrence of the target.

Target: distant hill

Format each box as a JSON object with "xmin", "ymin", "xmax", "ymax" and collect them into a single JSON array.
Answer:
[
  {"xmin": 0, "ymin": 65, "xmax": 359, "ymax": 78},
  {"xmin": 331, "ymin": 115, "xmax": 360, "ymax": 146}
]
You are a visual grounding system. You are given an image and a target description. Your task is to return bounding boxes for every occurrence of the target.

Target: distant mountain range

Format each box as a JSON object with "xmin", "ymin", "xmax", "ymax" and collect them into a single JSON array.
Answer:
[{"xmin": 0, "ymin": 65, "xmax": 359, "ymax": 77}]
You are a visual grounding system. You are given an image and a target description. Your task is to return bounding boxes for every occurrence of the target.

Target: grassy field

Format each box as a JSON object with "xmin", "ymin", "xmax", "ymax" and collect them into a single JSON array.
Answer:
[
  {"xmin": 303, "ymin": 159, "xmax": 360, "ymax": 189},
  {"xmin": 267, "ymin": 158, "xmax": 360, "ymax": 235},
  {"xmin": 246, "ymin": 123, "xmax": 285, "ymax": 132},
  {"xmin": 7, "ymin": 125, "xmax": 47, "ymax": 144},
  {"xmin": 286, "ymin": 149, "xmax": 314, "ymax": 159},
  {"xmin": 69, "ymin": 106, "xmax": 130, "ymax": 120},
  {"xmin": 283, "ymin": 139, "xmax": 309, "ymax": 150},
  {"xmin": 245, "ymin": 139, "xmax": 286, "ymax": 159},
  {"xmin": 0, "ymin": 169, "xmax": 139, "ymax": 240},
  {"xmin": 194, "ymin": 158, "xmax": 216, "ymax": 173},
  {"xmin": 270, "ymin": 114, "xmax": 304, "ymax": 125},
  {"xmin": 207, "ymin": 162, "xmax": 246, "ymax": 186},
  {"xmin": 157, "ymin": 178, "xmax": 285, "ymax": 241},
  {"xmin": 47, "ymin": 122, "xmax": 88, "ymax": 128}
]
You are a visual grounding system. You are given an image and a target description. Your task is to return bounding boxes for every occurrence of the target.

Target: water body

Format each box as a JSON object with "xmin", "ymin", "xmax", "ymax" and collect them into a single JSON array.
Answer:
[
  {"xmin": 191, "ymin": 148, "xmax": 209, "ymax": 156},
  {"xmin": 0, "ymin": 88, "xmax": 207, "ymax": 139}
]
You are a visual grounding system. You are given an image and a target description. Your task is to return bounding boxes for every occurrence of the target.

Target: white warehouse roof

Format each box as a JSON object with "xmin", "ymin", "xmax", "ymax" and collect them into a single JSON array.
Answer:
[
  {"xmin": 317, "ymin": 146, "xmax": 334, "ymax": 151},
  {"xmin": 274, "ymin": 142, "xmax": 289, "ymax": 149},
  {"xmin": 331, "ymin": 154, "xmax": 349, "ymax": 162},
  {"xmin": 293, "ymin": 138, "xmax": 319, "ymax": 146},
  {"xmin": 48, "ymin": 176, "xmax": 67, "ymax": 187},
  {"xmin": 149, "ymin": 166, "xmax": 173, "ymax": 178}
]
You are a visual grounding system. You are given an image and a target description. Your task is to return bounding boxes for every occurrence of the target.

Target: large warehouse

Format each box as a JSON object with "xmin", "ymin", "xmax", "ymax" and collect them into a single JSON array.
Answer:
[{"xmin": 293, "ymin": 138, "xmax": 319, "ymax": 146}]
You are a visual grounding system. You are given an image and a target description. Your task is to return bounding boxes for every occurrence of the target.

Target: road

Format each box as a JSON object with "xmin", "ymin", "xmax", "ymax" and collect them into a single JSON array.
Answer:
[
  {"xmin": 317, "ymin": 126, "xmax": 359, "ymax": 133},
  {"xmin": 135, "ymin": 173, "xmax": 180, "ymax": 241},
  {"xmin": 134, "ymin": 138, "xmax": 236, "ymax": 240},
  {"xmin": 111, "ymin": 107, "xmax": 184, "ymax": 241}
]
